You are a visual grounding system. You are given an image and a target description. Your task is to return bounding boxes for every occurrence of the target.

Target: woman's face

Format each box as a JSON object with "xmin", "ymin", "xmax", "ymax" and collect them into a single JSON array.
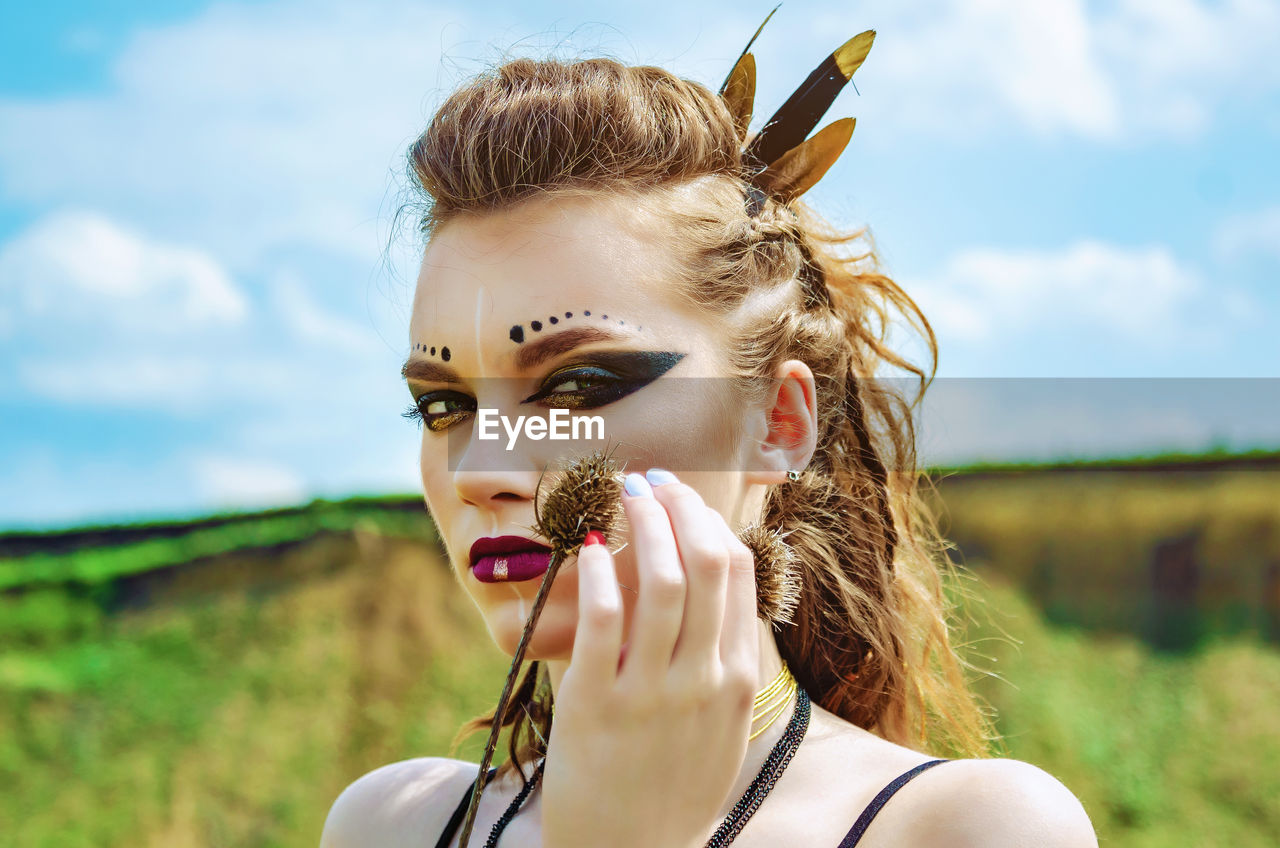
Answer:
[{"xmin": 403, "ymin": 191, "xmax": 753, "ymax": 661}]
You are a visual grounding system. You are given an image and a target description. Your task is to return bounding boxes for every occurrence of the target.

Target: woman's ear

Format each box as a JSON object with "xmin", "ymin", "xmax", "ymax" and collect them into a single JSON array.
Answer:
[{"xmin": 742, "ymin": 359, "xmax": 818, "ymax": 485}]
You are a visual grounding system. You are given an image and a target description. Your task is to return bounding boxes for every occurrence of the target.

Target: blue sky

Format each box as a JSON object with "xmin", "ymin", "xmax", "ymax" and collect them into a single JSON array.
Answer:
[{"xmin": 1, "ymin": 0, "xmax": 1277, "ymax": 528}]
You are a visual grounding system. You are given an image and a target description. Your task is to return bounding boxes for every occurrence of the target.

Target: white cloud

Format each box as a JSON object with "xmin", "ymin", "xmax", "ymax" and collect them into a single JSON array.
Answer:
[
  {"xmin": 1212, "ymin": 206, "xmax": 1280, "ymax": 262},
  {"xmin": 907, "ymin": 239, "xmax": 1202, "ymax": 343},
  {"xmin": 0, "ymin": 209, "xmax": 275, "ymax": 412},
  {"xmin": 0, "ymin": 209, "xmax": 247, "ymax": 332},
  {"xmin": 1094, "ymin": 0, "xmax": 1280, "ymax": 137},
  {"xmin": 857, "ymin": 0, "xmax": 1120, "ymax": 141},
  {"xmin": 15, "ymin": 353, "xmax": 301, "ymax": 413},
  {"xmin": 270, "ymin": 269, "xmax": 381, "ymax": 354},
  {"xmin": 837, "ymin": 0, "xmax": 1280, "ymax": 142},
  {"xmin": 0, "ymin": 0, "xmax": 466, "ymax": 268},
  {"xmin": 0, "ymin": 207, "xmax": 396, "ymax": 413},
  {"xmin": 188, "ymin": 453, "xmax": 307, "ymax": 508}
]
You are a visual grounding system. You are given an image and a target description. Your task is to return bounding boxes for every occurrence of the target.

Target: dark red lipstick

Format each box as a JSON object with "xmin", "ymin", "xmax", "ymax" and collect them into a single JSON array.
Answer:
[{"xmin": 469, "ymin": 535, "xmax": 553, "ymax": 583}]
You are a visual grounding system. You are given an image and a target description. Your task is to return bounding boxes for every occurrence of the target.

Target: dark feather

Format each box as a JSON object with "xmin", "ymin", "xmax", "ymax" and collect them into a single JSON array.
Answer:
[{"xmin": 745, "ymin": 29, "xmax": 874, "ymax": 171}]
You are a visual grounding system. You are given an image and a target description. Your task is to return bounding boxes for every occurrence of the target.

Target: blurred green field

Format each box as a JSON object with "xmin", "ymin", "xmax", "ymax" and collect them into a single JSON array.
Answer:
[{"xmin": 1, "ymin": 460, "xmax": 1278, "ymax": 847}]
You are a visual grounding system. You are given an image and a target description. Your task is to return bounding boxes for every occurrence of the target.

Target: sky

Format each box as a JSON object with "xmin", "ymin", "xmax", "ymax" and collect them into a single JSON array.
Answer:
[{"xmin": 1, "ymin": 0, "xmax": 1278, "ymax": 529}]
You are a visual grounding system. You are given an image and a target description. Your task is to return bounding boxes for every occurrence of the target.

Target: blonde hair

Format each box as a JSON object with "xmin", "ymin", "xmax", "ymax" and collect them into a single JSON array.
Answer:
[{"xmin": 406, "ymin": 56, "xmax": 998, "ymax": 786}]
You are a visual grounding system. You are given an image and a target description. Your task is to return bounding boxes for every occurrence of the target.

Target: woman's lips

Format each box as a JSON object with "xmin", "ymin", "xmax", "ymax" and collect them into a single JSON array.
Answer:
[
  {"xmin": 468, "ymin": 535, "xmax": 553, "ymax": 583},
  {"xmin": 471, "ymin": 550, "xmax": 552, "ymax": 583}
]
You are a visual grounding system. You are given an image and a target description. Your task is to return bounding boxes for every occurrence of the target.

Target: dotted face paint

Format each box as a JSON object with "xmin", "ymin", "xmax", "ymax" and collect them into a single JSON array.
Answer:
[
  {"xmin": 508, "ymin": 309, "xmax": 642, "ymax": 345},
  {"xmin": 413, "ymin": 343, "xmax": 451, "ymax": 361}
]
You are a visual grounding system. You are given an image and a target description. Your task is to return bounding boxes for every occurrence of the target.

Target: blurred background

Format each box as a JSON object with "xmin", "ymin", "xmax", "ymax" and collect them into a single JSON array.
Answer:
[{"xmin": 1, "ymin": 1, "xmax": 1278, "ymax": 846}]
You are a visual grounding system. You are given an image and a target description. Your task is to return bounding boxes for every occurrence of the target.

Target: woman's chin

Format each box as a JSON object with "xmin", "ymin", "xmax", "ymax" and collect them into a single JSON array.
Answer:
[{"xmin": 484, "ymin": 602, "xmax": 578, "ymax": 661}]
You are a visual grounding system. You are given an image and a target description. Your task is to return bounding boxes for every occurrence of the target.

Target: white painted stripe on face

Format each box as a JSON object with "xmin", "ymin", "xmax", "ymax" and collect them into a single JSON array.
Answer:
[
  {"xmin": 474, "ymin": 285, "xmax": 488, "ymax": 380},
  {"xmin": 474, "ymin": 284, "xmax": 499, "ymax": 542}
]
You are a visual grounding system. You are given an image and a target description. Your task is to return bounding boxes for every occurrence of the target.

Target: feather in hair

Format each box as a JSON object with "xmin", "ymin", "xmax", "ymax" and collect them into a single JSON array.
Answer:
[
  {"xmin": 721, "ymin": 52, "xmax": 756, "ymax": 146},
  {"xmin": 744, "ymin": 30, "xmax": 874, "ymax": 172},
  {"xmin": 755, "ymin": 116, "xmax": 857, "ymax": 203}
]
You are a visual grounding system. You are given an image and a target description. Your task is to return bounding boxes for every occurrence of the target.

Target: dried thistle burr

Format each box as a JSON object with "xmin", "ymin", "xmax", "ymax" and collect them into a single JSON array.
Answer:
[
  {"xmin": 531, "ymin": 446, "xmax": 628, "ymax": 555},
  {"xmin": 737, "ymin": 520, "xmax": 803, "ymax": 625},
  {"xmin": 456, "ymin": 447, "xmax": 626, "ymax": 848}
]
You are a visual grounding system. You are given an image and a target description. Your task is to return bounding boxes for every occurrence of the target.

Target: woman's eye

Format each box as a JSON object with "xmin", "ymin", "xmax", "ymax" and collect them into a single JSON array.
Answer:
[
  {"xmin": 520, "ymin": 353, "xmax": 687, "ymax": 409},
  {"xmin": 523, "ymin": 367, "xmax": 632, "ymax": 409},
  {"xmin": 401, "ymin": 391, "xmax": 476, "ymax": 432},
  {"xmin": 402, "ymin": 353, "xmax": 686, "ymax": 428}
]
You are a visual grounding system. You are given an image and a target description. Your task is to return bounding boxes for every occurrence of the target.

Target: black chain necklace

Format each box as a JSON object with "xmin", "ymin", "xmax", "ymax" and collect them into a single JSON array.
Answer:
[
  {"xmin": 480, "ymin": 687, "xmax": 811, "ymax": 847},
  {"xmin": 483, "ymin": 758, "xmax": 546, "ymax": 848}
]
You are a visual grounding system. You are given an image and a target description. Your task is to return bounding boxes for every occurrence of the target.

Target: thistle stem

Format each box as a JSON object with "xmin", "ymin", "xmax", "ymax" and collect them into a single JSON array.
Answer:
[{"xmin": 456, "ymin": 546, "xmax": 569, "ymax": 848}]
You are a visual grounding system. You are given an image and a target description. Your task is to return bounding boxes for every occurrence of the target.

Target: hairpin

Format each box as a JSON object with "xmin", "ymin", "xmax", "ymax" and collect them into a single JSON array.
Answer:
[{"xmin": 719, "ymin": 5, "xmax": 875, "ymax": 211}]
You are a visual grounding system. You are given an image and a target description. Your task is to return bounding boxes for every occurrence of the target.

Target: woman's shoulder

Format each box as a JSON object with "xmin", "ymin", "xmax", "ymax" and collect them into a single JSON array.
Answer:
[
  {"xmin": 881, "ymin": 756, "xmax": 1099, "ymax": 848},
  {"xmin": 800, "ymin": 708, "xmax": 1097, "ymax": 846},
  {"xmin": 319, "ymin": 756, "xmax": 478, "ymax": 848}
]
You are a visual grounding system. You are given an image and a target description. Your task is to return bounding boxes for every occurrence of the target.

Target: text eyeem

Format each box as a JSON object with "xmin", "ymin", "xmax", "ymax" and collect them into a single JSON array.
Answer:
[{"xmin": 476, "ymin": 408, "xmax": 605, "ymax": 450}]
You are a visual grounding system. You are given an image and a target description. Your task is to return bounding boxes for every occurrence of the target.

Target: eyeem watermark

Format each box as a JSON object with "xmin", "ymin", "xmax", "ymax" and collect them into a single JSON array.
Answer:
[{"xmin": 477, "ymin": 408, "xmax": 605, "ymax": 450}]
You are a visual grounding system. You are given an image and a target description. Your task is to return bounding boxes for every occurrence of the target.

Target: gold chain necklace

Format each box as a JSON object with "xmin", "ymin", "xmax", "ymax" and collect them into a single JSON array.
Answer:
[
  {"xmin": 549, "ymin": 662, "xmax": 798, "ymax": 742},
  {"xmin": 749, "ymin": 661, "xmax": 797, "ymax": 741}
]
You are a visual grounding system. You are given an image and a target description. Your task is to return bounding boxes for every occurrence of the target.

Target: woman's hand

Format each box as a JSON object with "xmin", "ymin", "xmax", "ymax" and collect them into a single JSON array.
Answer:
[{"xmin": 542, "ymin": 468, "xmax": 761, "ymax": 848}]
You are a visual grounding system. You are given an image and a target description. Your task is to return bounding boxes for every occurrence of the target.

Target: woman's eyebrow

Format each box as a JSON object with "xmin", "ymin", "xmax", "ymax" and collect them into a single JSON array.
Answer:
[
  {"xmin": 512, "ymin": 326, "xmax": 625, "ymax": 371},
  {"xmin": 401, "ymin": 358, "xmax": 461, "ymax": 384},
  {"xmin": 400, "ymin": 326, "xmax": 628, "ymax": 384}
]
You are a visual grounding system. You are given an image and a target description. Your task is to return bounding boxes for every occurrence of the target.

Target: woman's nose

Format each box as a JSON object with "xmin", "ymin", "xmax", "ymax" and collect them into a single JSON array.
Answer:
[
  {"xmin": 453, "ymin": 467, "xmax": 536, "ymax": 508},
  {"xmin": 450, "ymin": 432, "xmax": 544, "ymax": 508},
  {"xmin": 446, "ymin": 405, "xmax": 565, "ymax": 509}
]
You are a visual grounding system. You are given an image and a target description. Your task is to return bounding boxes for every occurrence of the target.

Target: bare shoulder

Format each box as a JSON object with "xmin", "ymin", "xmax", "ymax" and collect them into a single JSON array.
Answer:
[
  {"xmin": 902, "ymin": 757, "xmax": 1099, "ymax": 848},
  {"xmin": 319, "ymin": 756, "xmax": 477, "ymax": 848}
]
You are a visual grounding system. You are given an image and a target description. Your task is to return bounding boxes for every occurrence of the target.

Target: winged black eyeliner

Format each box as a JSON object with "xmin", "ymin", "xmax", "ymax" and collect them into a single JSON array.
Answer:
[
  {"xmin": 519, "ymin": 351, "xmax": 686, "ymax": 404},
  {"xmin": 405, "ymin": 350, "xmax": 686, "ymax": 430}
]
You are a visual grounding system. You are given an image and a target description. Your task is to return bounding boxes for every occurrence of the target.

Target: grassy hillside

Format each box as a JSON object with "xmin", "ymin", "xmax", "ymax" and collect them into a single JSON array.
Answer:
[
  {"xmin": 2, "ymin": 463, "xmax": 1278, "ymax": 846},
  {"xmin": 1, "ymin": 529, "xmax": 511, "ymax": 848},
  {"xmin": 964, "ymin": 576, "xmax": 1280, "ymax": 846},
  {"xmin": 928, "ymin": 466, "xmax": 1280, "ymax": 649}
]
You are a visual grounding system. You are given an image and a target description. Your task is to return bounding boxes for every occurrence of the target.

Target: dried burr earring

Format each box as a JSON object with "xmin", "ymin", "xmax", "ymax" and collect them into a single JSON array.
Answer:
[
  {"xmin": 455, "ymin": 447, "xmax": 627, "ymax": 848},
  {"xmin": 737, "ymin": 521, "xmax": 802, "ymax": 626}
]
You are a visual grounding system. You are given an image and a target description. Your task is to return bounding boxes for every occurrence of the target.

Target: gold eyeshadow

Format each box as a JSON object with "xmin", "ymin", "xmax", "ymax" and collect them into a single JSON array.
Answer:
[{"xmin": 402, "ymin": 350, "xmax": 685, "ymax": 432}]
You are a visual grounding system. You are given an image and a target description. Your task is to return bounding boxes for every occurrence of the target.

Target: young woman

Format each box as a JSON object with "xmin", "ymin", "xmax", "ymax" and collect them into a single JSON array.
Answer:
[{"xmin": 321, "ymin": 35, "xmax": 1098, "ymax": 848}]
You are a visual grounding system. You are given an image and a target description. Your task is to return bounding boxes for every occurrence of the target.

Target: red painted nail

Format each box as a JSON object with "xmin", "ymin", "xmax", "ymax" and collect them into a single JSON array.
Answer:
[{"xmin": 583, "ymin": 530, "xmax": 606, "ymax": 547}]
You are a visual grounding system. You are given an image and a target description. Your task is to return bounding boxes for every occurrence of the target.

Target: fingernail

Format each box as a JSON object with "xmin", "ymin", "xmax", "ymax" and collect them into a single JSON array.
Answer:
[
  {"xmin": 623, "ymin": 472, "xmax": 653, "ymax": 498},
  {"xmin": 583, "ymin": 530, "xmax": 606, "ymax": 547},
  {"xmin": 645, "ymin": 468, "xmax": 679, "ymax": 487}
]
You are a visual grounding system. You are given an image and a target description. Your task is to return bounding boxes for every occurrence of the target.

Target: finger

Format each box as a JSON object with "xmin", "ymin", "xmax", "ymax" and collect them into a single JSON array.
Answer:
[
  {"xmin": 569, "ymin": 531, "xmax": 623, "ymax": 686},
  {"xmin": 618, "ymin": 472, "xmax": 686, "ymax": 685},
  {"xmin": 646, "ymin": 472, "xmax": 728, "ymax": 673},
  {"xmin": 707, "ymin": 509, "xmax": 760, "ymax": 675}
]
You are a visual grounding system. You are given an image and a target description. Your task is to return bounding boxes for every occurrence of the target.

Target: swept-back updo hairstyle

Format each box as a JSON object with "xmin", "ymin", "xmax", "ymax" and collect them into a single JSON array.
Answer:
[{"xmin": 406, "ymin": 55, "xmax": 998, "ymax": 784}]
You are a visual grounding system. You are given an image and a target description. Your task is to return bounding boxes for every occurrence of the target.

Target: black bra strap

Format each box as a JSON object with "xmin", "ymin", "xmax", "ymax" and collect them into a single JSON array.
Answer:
[
  {"xmin": 434, "ymin": 767, "xmax": 498, "ymax": 848},
  {"xmin": 441, "ymin": 759, "xmax": 950, "ymax": 848},
  {"xmin": 836, "ymin": 758, "xmax": 950, "ymax": 847}
]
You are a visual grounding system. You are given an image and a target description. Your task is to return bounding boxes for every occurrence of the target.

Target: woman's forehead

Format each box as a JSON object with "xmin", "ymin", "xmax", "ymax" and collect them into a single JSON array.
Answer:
[{"xmin": 409, "ymin": 195, "xmax": 687, "ymax": 345}]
